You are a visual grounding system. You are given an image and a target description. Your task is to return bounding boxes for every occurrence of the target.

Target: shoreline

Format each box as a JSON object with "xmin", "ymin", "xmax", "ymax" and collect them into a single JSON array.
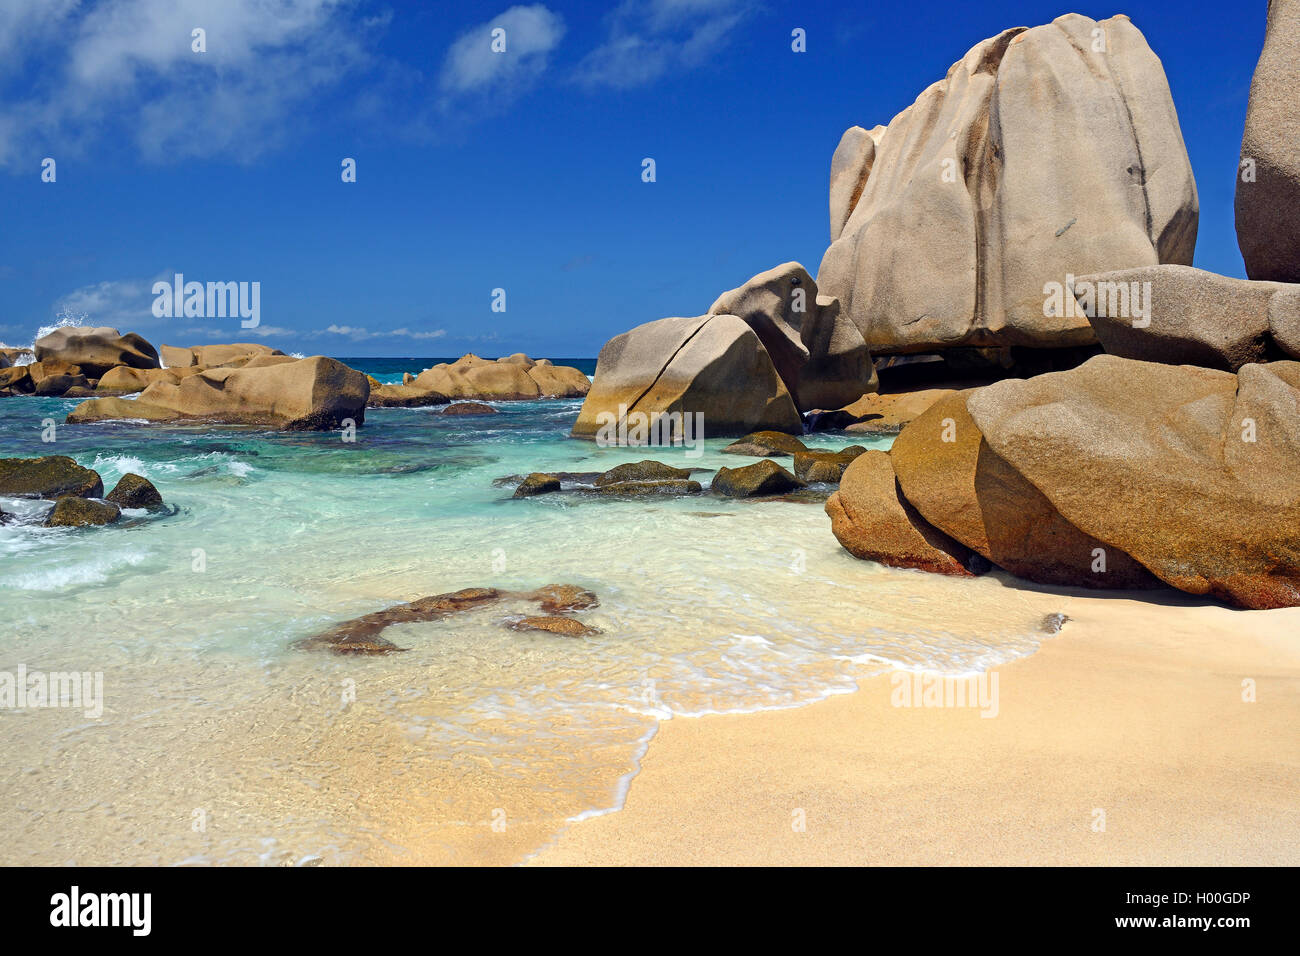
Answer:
[{"xmin": 525, "ymin": 593, "xmax": 1300, "ymax": 866}]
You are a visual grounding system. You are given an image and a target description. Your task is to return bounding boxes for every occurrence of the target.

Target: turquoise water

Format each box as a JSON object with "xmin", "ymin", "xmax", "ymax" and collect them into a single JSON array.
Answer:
[{"xmin": 0, "ymin": 356, "xmax": 1062, "ymax": 865}]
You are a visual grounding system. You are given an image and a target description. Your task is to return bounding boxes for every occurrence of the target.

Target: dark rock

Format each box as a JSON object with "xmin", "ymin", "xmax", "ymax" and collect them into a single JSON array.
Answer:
[
  {"xmin": 33, "ymin": 373, "xmax": 90, "ymax": 396},
  {"xmin": 1040, "ymin": 612, "xmax": 1071, "ymax": 634},
  {"xmin": 514, "ymin": 473, "xmax": 562, "ymax": 498},
  {"xmin": 508, "ymin": 616, "xmax": 601, "ymax": 637},
  {"xmin": 442, "ymin": 401, "xmax": 499, "ymax": 415},
  {"xmin": 0, "ymin": 456, "xmax": 103, "ymax": 499},
  {"xmin": 793, "ymin": 445, "xmax": 867, "ymax": 482},
  {"xmin": 711, "ymin": 460, "xmax": 806, "ymax": 497},
  {"xmin": 594, "ymin": 460, "xmax": 693, "ymax": 485},
  {"xmin": 44, "ymin": 497, "xmax": 121, "ymax": 527},
  {"xmin": 595, "ymin": 479, "xmax": 702, "ymax": 497},
  {"xmin": 105, "ymin": 473, "xmax": 164, "ymax": 510}
]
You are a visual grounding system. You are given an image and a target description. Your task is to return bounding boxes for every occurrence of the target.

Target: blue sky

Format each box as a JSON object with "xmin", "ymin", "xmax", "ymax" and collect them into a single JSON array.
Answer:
[{"xmin": 0, "ymin": 0, "xmax": 1270, "ymax": 357}]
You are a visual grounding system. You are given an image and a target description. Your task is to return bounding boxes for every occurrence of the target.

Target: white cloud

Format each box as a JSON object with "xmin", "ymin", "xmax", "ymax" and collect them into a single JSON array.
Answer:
[
  {"xmin": 52, "ymin": 277, "xmax": 158, "ymax": 331},
  {"xmin": 439, "ymin": 4, "xmax": 565, "ymax": 101},
  {"xmin": 575, "ymin": 0, "xmax": 751, "ymax": 88},
  {"xmin": 322, "ymin": 324, "xmax": 447, "ymax": 341},
  {"xmin": 0, "ymin": 0, "xmax": 378, "ymax": 167}
]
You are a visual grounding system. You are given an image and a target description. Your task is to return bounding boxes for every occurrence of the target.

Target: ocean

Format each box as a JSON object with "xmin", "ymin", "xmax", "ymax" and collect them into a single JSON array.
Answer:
[{"xmin": 0, "ymin": 356, "xmax": 1057, "ymax": 864}]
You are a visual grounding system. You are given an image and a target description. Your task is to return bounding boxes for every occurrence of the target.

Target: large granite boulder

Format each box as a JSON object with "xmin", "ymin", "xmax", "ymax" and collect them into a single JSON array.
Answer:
[
  {"xmin": 828, "ymin": 125, "xmax": 885, "ymax": 242},
  {"xmin": 572, "ymin": 314, "xmax": 803, "ymax": 439},
  {"xmin": 1075, "ymin": 265, "xmax": 1300, "ymax": 370},
  {"xmin": 890, "ymin": 391, "xmax": 1158, "ymax": 589},
  {"xmin": 708, "ymin": 262, "xmax": 876, "ymax": 412},
  {"xmin": 161, "ymin": 343, "xmax": 285, "ymax": 368},
  {"xmin": 411, "ymin": 354, "xmax": 589, "ymax": 400},
  {"xmin": 818, "ymin": 14, "xmax": 1198, "ymax": 355},
  {"xmin": 1236, "ymin": 0, "xmax": 1300, "ymax": 282},
  {"xmin": 967, "ymin": 356, "xmax": 1300, "ymax": 608},
  {"xmin": 825, "ymin": 451, "xmax": 976, "ymax": 575},
  {"xmin": 829, "ymin": 356, "xmax": 1300, "ymax": 607},
  {"xmin": 34, "ymin": 326, "xmax": 160, "ymax": 377},
  {"xmin": 65, "ymin": 356, "xmax": 368, "ymax": 429}
]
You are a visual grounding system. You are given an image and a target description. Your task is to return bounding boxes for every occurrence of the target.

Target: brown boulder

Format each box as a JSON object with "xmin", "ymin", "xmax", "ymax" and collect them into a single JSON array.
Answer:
[
  {"xmin": 968, "ymin": 355, "xmax": 1300, "ymax": 607},
  {"xmin": 34, "ymin": 326, "xmax": 159, "ymax": 376},
  {"xmin": 826, "ymin": 451, "xmax": 975, "ymax": 575},
  {"xmin": 711, "ymin": 460, "xmax": 806, "ymax": 497},
  {"xmin": 105, "ymin": 473, "xmax": 164, "ymax": 510},
  {"xmin": 44, "ymin": 497, "xmax": 121, "ymax": 527},
  {"xmin": 66, "ymin": 356, "xmax": 368, "ymax": 430}
]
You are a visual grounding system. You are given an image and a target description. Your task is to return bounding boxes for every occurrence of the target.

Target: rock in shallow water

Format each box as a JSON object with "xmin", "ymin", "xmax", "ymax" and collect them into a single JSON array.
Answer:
[
  {"xmin": 105, "ymin": 473, "xmax": 164, "ymax": 510},
  {"xmin": 825, "ymin": 451, "xmax": 976, "ymax": 576},
  {"xmin": 44, "ymin": 497, "xmax": 122, "ymax": 527},
  {"xmin": 0, "ymin": 456, "xmax": 103, "ymax": 500},
  {"xmin": 513, "ymin": 473, "xmax": 562, "ymax": 498},
  {"xmin": 712, "ymin": 460, "xmax": 807, "ymax": 498},
  {"xmin": 297, "ymin": 584, "xmax": 601, "ymax": 654},
  {"xmin": 508, "ymin": 616, "xmax": 601, "ymax": 637}
]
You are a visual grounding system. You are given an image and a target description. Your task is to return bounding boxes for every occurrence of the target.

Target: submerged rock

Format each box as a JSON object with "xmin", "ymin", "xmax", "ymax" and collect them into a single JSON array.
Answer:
[
  {"xmin": 595, "ymin": 479, "xmax": 702, "ymax": 497},
  {"xmin": 793, "ymin": 446, "xmax": 867, "ymax": 483},
  {"xmin": 442, "ymin": 401, "xmax": 499, "ymax": 415},
  {"xmin": 298, "ymin": 584, "xmax": 600, "ymax": 655},
  {"xmin": 44, "ymin": 497, "xmax": 122, "ymax": 527},
  {"xmin": 513, "ymin": 473, "xmax": 562, "ymax": 498},
  {"xmin": 508, "ymin": 616, "xmax": 601, "ymax": 637},
  {"xmin": 593, "ymin": 460, "xmax": 693, "ymax": 484},
  {"xmin": 0, "ymin": 456, "xmax": 103, "ymax": 499},
  {"xmin": 1040, "ymin": 612, "xmax": 1071, "ymax": 634},
  {"xmin": 105, "ymin": 473, "xmax": 164, "ymax": 510},
  {"xmin": 711, "ymin": 460, "xmax": 806, "ymax": 497},
  {"xmin": 525, "ymin": 584, "xmax": 600, "ymax": 613}
]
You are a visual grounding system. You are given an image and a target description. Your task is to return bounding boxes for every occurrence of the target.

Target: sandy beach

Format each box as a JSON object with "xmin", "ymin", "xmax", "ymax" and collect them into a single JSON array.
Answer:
[{"xmin": 529, "ymin": 590, "xmax": 1300, "ymax": 866}]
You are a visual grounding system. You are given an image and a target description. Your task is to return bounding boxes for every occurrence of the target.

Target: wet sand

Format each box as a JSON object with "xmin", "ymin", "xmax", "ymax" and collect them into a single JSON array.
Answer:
[{"xmin": 527, "ymin": 593, "xmax": 1300, "ymax": 866}]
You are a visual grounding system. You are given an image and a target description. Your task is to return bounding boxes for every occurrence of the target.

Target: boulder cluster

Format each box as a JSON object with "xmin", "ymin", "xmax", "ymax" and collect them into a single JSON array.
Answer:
[
  {"xmin": 3, "ymin": 326, "xmax": 588, "ymax": 430},
  {"xmin": 0, "ymin": 456, "xmax": 165, "ymax": 528},
  {"xmin": 827, "ymin": 5, "xmax": 1300, "ymax": 609}
]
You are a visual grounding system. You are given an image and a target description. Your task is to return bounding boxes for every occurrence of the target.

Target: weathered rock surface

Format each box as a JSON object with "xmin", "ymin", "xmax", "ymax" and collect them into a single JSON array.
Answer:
[
  {"xmin": 593, "ymin": 460, "xmax": 692, "ymax": 485},
  {"xmin": 0, "ymin": 456, "xmax": 103, "ymax": 499},
  {"xmin": 828, "ymin": 125, "xmax": 885, "ymax": 242},
  {"xmin": 711, "ymin": 460, "xmax": 806, "ymax": 497},
  {"xmin": 412, "ymin": 354, "xmax": 590, "ymax": 401},
  {"xmin": 442, "ymin": 401, "xmax": 498, "ymax": 415},
  {"xmin": 1076, "ymin": 265, "xmax": 1300, "ymax": 370},
  {"xmin": 722, "ymin": 431, "xmax": 809, "ymax": 458},
  {"xmin": 105, "ymin": 473, "xmax": 164, "ymax": 510},
  {"xmin": 573, "ymin": 314, "xmax": 803, "ymax": 439},
  {"xmin": 793, "ymin": 446, "xmax": 867, "ymax": 483},
  {"xmin": 513, "ymin": 473, "xmax": 561, "ymax": 498},
  {"xmin": 818, "ymin": 14, "xmax": 1198, "ymax": 355},
  {"xmin": 708, "ymin": 262, "xmax": 877, "ymax": 411},
  {"xmin": 34, "ymin": 326, "xmax": 160, "ymax": 377},
  {"xmin": 967, "ymin": 356, "xmax": 1300, "ymax": 608},
  {"xmin": 66, "ymin": 356, "xmax": 368, "ymax": 430},
  {"xmin": 366, "ymin": 383, "xmax": 450, "ymax": 408},
  {"xmin": 825, "ymin": 451, "xmax": 976, "ymax": 575},
  {"xmin": 44, "ymin": 497, "xmax": 121, "ymax": 527},
  {"xmin": 1236, "ymin": 0, "xmax": 1300, "ymax": 282}
]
